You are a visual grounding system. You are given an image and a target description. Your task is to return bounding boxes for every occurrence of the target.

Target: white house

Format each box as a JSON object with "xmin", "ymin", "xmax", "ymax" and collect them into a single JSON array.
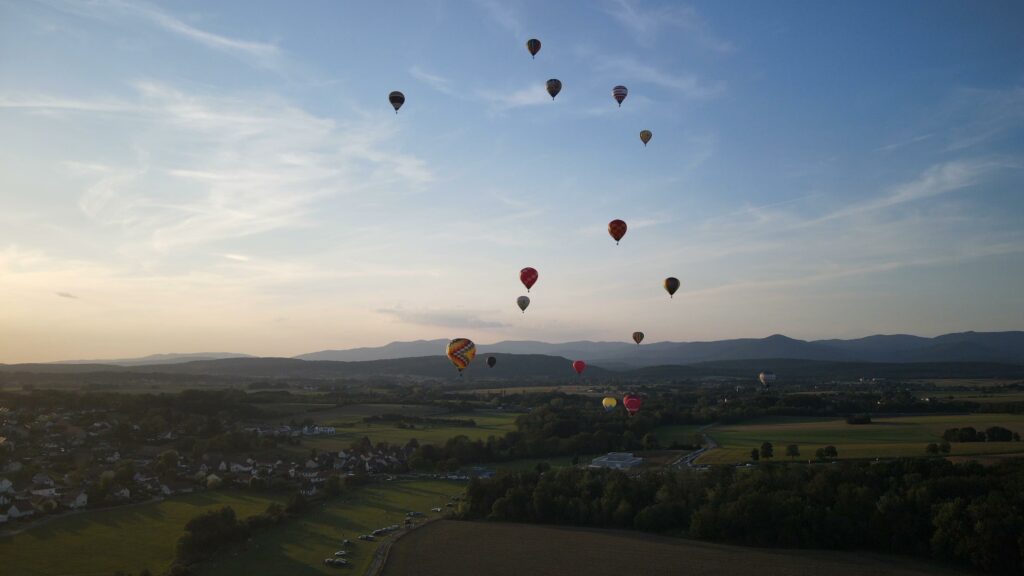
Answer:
[
  {"xmin": 113, "ymin": 487, "xmax": 131, "ymax": 500},
  {"xmin": 31, "ymin": 487, "xmax": 58, "ymax": 498},
  {"xmin": 6, "ymin": 504, "xmax": 32, "ymax": 519},
  {"xmin": 0, "ymin": 478, "xmax": 12, "ymax": 493},
  {"xmin": 31, "ymin": 473, "xmax": 54, "ymax": 487},
  {"xmin": 0, "ymin": 513, "xmax": 7, "ymax": 524}
]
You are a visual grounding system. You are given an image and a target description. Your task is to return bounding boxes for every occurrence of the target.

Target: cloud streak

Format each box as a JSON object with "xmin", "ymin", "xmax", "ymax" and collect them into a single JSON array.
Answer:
[
  {"xmin": 601, "ymin": 0, "xmax": 734, "ymax": 52},
  {"xmin": 377, "ymin": 308, "xmax": 510, "ymax": 329}
]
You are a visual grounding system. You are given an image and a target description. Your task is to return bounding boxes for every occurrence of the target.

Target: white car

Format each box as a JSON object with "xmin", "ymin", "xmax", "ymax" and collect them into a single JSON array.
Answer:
[{"xmin": 430, "ymin": 507, "xmax": 442, "ymax": 512}]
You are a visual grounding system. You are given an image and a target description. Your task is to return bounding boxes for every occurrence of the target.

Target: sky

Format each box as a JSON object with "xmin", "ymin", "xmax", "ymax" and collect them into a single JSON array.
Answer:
[{"xmin": 1, "ymin": 0, "xmax": 1023, "ymax": 363}]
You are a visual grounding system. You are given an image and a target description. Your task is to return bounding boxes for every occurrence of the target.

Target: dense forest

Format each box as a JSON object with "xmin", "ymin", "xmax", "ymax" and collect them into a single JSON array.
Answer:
[{"xmin": 460, "ymin": 459, "xmax": 1024, "ymax": 573}]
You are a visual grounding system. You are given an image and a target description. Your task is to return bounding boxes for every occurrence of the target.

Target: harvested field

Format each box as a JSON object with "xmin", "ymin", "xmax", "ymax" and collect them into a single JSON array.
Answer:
[{"xmin": 381, "ymin": 520, "xmax": 966, "ymax": 576}]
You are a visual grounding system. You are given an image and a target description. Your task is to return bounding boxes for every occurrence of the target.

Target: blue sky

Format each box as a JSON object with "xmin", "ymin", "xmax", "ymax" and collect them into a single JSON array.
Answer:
[{"xmin": 1, "ymin": 0, "xmax": 1022, "ymax": 362}]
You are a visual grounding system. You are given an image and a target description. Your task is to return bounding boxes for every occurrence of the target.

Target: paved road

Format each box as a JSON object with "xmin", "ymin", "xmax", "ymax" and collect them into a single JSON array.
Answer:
[{"xmin": 674, "ymin": 424, "xmax": 718, "ymax": 469}]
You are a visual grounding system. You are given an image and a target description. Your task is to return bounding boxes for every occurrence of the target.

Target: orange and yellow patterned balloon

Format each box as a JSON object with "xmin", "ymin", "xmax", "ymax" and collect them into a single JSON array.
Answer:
[{"xmin": 445, "ymin": 338, "xmax": 477, "ymax": 372}]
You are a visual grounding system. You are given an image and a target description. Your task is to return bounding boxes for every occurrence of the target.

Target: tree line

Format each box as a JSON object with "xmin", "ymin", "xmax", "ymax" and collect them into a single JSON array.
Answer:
[{"xmin": 459, "ymin": 458, "xmax": 1024, "ymax": 574}]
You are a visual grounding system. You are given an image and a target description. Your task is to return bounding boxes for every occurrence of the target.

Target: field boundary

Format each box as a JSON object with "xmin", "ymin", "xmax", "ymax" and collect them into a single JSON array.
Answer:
[{"xmin": 365, "ymin": 516, "xmax": 441, "ymax": 576}]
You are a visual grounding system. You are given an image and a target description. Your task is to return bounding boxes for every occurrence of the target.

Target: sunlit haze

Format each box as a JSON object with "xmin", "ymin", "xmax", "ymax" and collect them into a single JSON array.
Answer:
[{"xmin": 2, "ymin": 0, "xmax": 1023, "ymax": 362}]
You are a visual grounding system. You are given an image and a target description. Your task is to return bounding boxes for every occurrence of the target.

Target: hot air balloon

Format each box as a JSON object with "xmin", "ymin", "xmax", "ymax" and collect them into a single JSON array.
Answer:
[
  {"xmin": 612, "ymin": 85, "xmax": 628, "ymax": 107},
  {"xmin": 526, "ymin": 38, "xmax": 541, "ymax": 58},
  {"xmin": 758, "ymin": 371, "xmax": 776, "ymax": 389},
  {"xmin": 664, "ymin": 277, "xmax": 680, "ymax": 298},
  {"xmin": 487, "ymin": 356, "xmax": 497, "ymax": 368},
  {"xmin": 389, "ymin": 91, "xmax": 405, "ymax": 113},
  {"xmin": 517, "ymin": 295, "xmax": 530, "ymax": 313},
  {"xmin": 572, "ymin": 360, "xmax": 586, "ymax": 375},
  {"xmin": 632, "ymin": 331, "xmax": 645, "ymax": 346},
  {"xmin": 445, "ymin": 338, "xmax": 476, "ymax": 373},
  {"xmin": 602, "ymin": 397, "xmax": 617, "ymax": 412},
  {"xmin": 546, "ymin": 79, "xmax": 562, "ymax": 100},
  {"xmin": 520, "ymin": 267, "xmax": 538, "ymax": 292},
  {"xmin": 623, "ymin": 394, "xmax": 642, "ymax": 416},
  {"xmin": 608, "ymin": 219, "xmax": 627, "ymax": 244},
  {"xmin": 640, "ymin": 130, "xmax": 652, "ymax": 146}
]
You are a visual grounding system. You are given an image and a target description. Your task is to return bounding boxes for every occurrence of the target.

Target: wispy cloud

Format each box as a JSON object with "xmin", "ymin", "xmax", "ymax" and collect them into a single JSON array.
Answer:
[
  {"xmin": 476, "ymin": 83, "xmax": 552, "ymax": 110},
  {"xmin": 55, "ymin": 291, "xmax": 78, "ymax": 299},
  {"xmin": 471, "ymin": 0, "xmax": 523, "ymax": 38},
  {"xmin": 409, "ymin": 66, "xmax": 459, "ymax": 97},
  {"xmin": 874, "ymin": 133, "xmax": 933, "ymax": 153},
  {"xmin": 601, "ymin": 0, "xmax": 734, "ymax": 52},
  {"xmin": 377, "ymin": 307, "xmax": 510, "ymax": 329},
  {"xmin": 42, "ymin": 0, "xmax": 283, "ymax": 69},
  {"xmin": 596, "ymin": 56, "xmax": 724, "ymax": 99}
]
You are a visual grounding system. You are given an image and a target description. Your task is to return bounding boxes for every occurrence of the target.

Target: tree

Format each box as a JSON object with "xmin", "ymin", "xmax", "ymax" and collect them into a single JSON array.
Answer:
[
  {"xmin": 760, "ymin": 442, "xmax": 774, "ymax": 460},
  {"xmin": 642, "ymin": 433, "xmax": 659, "ymax": 451},
  {"xmin": 785, "ymin": 444, "xmax": 799, "ymax": 459},
  {"xmin": 939, "ymin": 441, "xmax": 951, "ymax": 454},
  {"xmin": 750, "ymin": 449, "xmax": 760, "ymax": 461},
  {"xmin": 823, "ymin": 445, "xmax": 838, "ymax": 459},
  {"xmin": 926, "ymin": 443, "xmax": 939, "ymax": 455}
]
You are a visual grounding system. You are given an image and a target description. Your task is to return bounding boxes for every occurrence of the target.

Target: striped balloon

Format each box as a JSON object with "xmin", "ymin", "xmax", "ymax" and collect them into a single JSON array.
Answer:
[
  {"xmin": 546, "ymin": 79, "xmax": 562, "ymax": 100},
  {"xmin": 608, "ymin": 219, "xmax": 627, "ymax": 244},
  {"xmin": 612, "ymin": 85, "xmax": 628, "ymax": 107},
  {"xmin": 388, "ymin": 91, "xmax": 405, "ymax": 113},
  {"xmin": 445, "ymin": 338, "xmax": 477, "ymax": 372}
]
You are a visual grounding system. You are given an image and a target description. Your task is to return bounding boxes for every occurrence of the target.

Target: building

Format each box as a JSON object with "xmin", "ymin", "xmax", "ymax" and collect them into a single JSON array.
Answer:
[{"xmin": 589, "ymin": 452, "xmax": 643, "ymax": 470}]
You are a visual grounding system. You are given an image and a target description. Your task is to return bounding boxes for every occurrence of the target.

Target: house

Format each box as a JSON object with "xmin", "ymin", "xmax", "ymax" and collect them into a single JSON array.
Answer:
[
  {"xmin": 6, "ymin": 504, "xmax": 33, "ymax": 519},
  {"xmin": 31, "ymin": 487, "xmax": 58, "ymax": 498},
  {"xmin": 113, "ymin": 487, "xmax": 131, "ymax": 500},
  {"xmin": 60, "ymin": 492, "xmax": 88, "ymax": 509},
  {"xmin": 31, "ymin": 473, "xmax": 54, "ymax": 487},
  {"xmin": 589, "ymin": 452, "xmax": 643, "ymax": 470},
  {"xmin": 0, "ymin": 513, "xmax": 7, "ymax": 524},
  {"xmin": 0, "ymin": 478, "xmax": 12, "ymax": 493}
]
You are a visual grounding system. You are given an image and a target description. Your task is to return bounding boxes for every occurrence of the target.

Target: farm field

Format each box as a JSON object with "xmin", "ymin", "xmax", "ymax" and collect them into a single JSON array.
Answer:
[
  {"xmin": 286, "ymin": 409, "xmax": 519, "ymax": 454},
  {"xmin": 256, "ymin": 402, "xmax": 448, "ymax": 423},
  {"xmin": 193, "ymin": 480, "xmax": 460, "ymax": 576},
  {"xmin": 697, "ymin": 413, "xmax": 1024, "ymax": 464},
  {"xmin": 653, "ymin": 424, "xmax": 705, "ymax": 446},
  {"xmin": 0, "ymin": 491, "xmax": 283, "ymax": 576},
  {"xmin": 380, "ymin": 520, "xmax": 964, "ymax": 576}
]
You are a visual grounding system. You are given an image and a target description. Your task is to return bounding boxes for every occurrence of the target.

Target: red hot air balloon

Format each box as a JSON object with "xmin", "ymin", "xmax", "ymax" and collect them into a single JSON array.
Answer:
[
  {"xmin": 612, "ymin": 85, "xmax": 628, "ymax": 107},
  {"xmin": 520, "ymin": 267, "xmax": 538, "ymax": 292},
  {"xmin": 622, "ymin": 394, "xmax": 642, "ymax": 415},
  {"xmin": 572, "ymin": 360, "xmax": 586, "ymax": 375},
  {"xmin": 608, "ymin": 219, "xmax": 627, "ymax": 244},
  {"xmin": 526, "ymin": 38, "xmax": 541, "ymax": 59}
]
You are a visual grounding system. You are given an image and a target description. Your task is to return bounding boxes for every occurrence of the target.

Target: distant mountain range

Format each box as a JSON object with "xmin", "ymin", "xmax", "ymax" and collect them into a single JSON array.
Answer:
[
  {"xmin": 297, "ymin": 331, "xmax": 1024, "ymax": 367},
  {"xmin": 51, "ymin": 352, "xmax": 253, "ymax": 366}
]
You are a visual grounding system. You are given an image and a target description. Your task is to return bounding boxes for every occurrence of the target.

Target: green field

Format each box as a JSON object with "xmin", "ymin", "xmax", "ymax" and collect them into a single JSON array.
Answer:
[
  {"xmin": 652, "ymin": 424, "xmax": 705, "ymax": 446},
  {"xmin": 258, "ymin": 403, "xmax": 447, "ymax": 423},
  {"xmin": 286, "ymin": 410, "xmax": 520, "ymax": 454},
  {"xmin": 698, "ymin": 413, "xmax": 1024, "ymax": 464},
  {"xmin": 0, "ymin": 491, "xmax": 284, "ymax": 576},
  {"xmin": 0, "ymin": 481, "xmax": 461, "ymax": 576},
  {"xmin": 194, "ymin": 481, "xmax": 460, "ymax": 576}
]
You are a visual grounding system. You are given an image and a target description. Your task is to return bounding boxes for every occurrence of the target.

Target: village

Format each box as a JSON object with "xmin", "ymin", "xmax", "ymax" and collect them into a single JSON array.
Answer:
[{"xmin": 0, "ymin": 403, "xmax": 430, "ymax": 530}]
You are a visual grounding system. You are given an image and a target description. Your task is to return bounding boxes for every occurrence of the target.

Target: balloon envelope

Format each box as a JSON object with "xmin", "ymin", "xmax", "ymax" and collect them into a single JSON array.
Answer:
[
  {"xmin": 632, "ymin": 331, "xmax": 645, "ymax": 345},
  {"xmin": 602, "ymin": 397, "xmax": 617, "ymax": 412},
  {"xmin": 445, "ymin": 338, "xmax": 476, "ymax": 372},
  {"xmin": 623, "ymin": 394, "xmax": 642, "ymax": 415},
  {"xmin": 517, "ymin": 295, "xmax": 530, "ymax": 312},
  {"xmin": 608, "ymin": 219, "xmax": 627, "ymax": 244},
  {"xmin": 487, "ymin": 356, "xmax": 497, "ymax": 368},
  {"xmin": 664, "ymin": 277, "xmax": 680, "ymax": 298},
  {"xmin": 613, "ymin": 85, "xmax": 628, "ymax": 107},
  {"xmin": 572, "ymin": 360, "xmax": 586, "ymax": 375},
  {"xmin": 388, "ymin": 91, "xmax": 405, "ymax": 113},
  {"xmin": 758, "ymin": 371, "xmax": 776, "ymax": 386},
  {"xmin": 640, "ymin": 130, "xmax": 652, "ymax": 146},
  {"xmin": 526, "ymin": 38, "xmax": 541, "ymax": 58},
  {"xmin": 520, "ymin": 267, "xmax": 538, "ymax": 291},
  {"xmin": 546, "ymin": 79, "xmax": 562, "ymax": 99}
]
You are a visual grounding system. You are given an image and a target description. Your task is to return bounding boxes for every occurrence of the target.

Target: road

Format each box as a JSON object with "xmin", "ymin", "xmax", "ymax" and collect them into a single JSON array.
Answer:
[{"xmin": 673, "ymin": 424, "xmax": 718, "ymax": 469}]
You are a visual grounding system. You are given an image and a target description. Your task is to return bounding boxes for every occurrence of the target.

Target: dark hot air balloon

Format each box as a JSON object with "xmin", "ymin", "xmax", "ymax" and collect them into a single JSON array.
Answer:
[
  {"xmin": 445, "ymin": 338, "xmax": 476, "ymax": 373},
  {"xmin": 546, "ymin": 79, "xmax": 562, "ymax": 100},
  {"xmin": 608, "ymin": 219, "xmax": 627, "ymax": 244},
  {"xmin": 623, "ymin": 394, "xmax": 642, "ymax": 415},
  {"xmin": 640, "ymin": 130, "xmax": 652, "ymax": 146},
  {"xmin": 612, "ymin": 85, "xmax": 628, "ymax": 107},
  {"xmin": 389, "ymin": 91, "xmax": 405, "ymax": 113},
  {"xmin": 572, "ymin": 360, "xmax": 586, "ymax": 375},
  {"xmin": 526, "ymin": 38, "xmax": 541, "ymax": 58},
  {"xmin": 632, "ymin": 331, "xmax": 645, "ymax": 346},
  {"xmin": 517, "ymin": 295, "xmax": 530, "ymax": 313},
  {"xmin": 520, "ymin": 267, "xmax": 538, "ymax": 292},
  {"xmin": 664, "ymin": 277, "xmax": 680, "ymax": 298},
  {"xmin": 487, "ymin": 356, "xmax": 497, "ymax": 368}
]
